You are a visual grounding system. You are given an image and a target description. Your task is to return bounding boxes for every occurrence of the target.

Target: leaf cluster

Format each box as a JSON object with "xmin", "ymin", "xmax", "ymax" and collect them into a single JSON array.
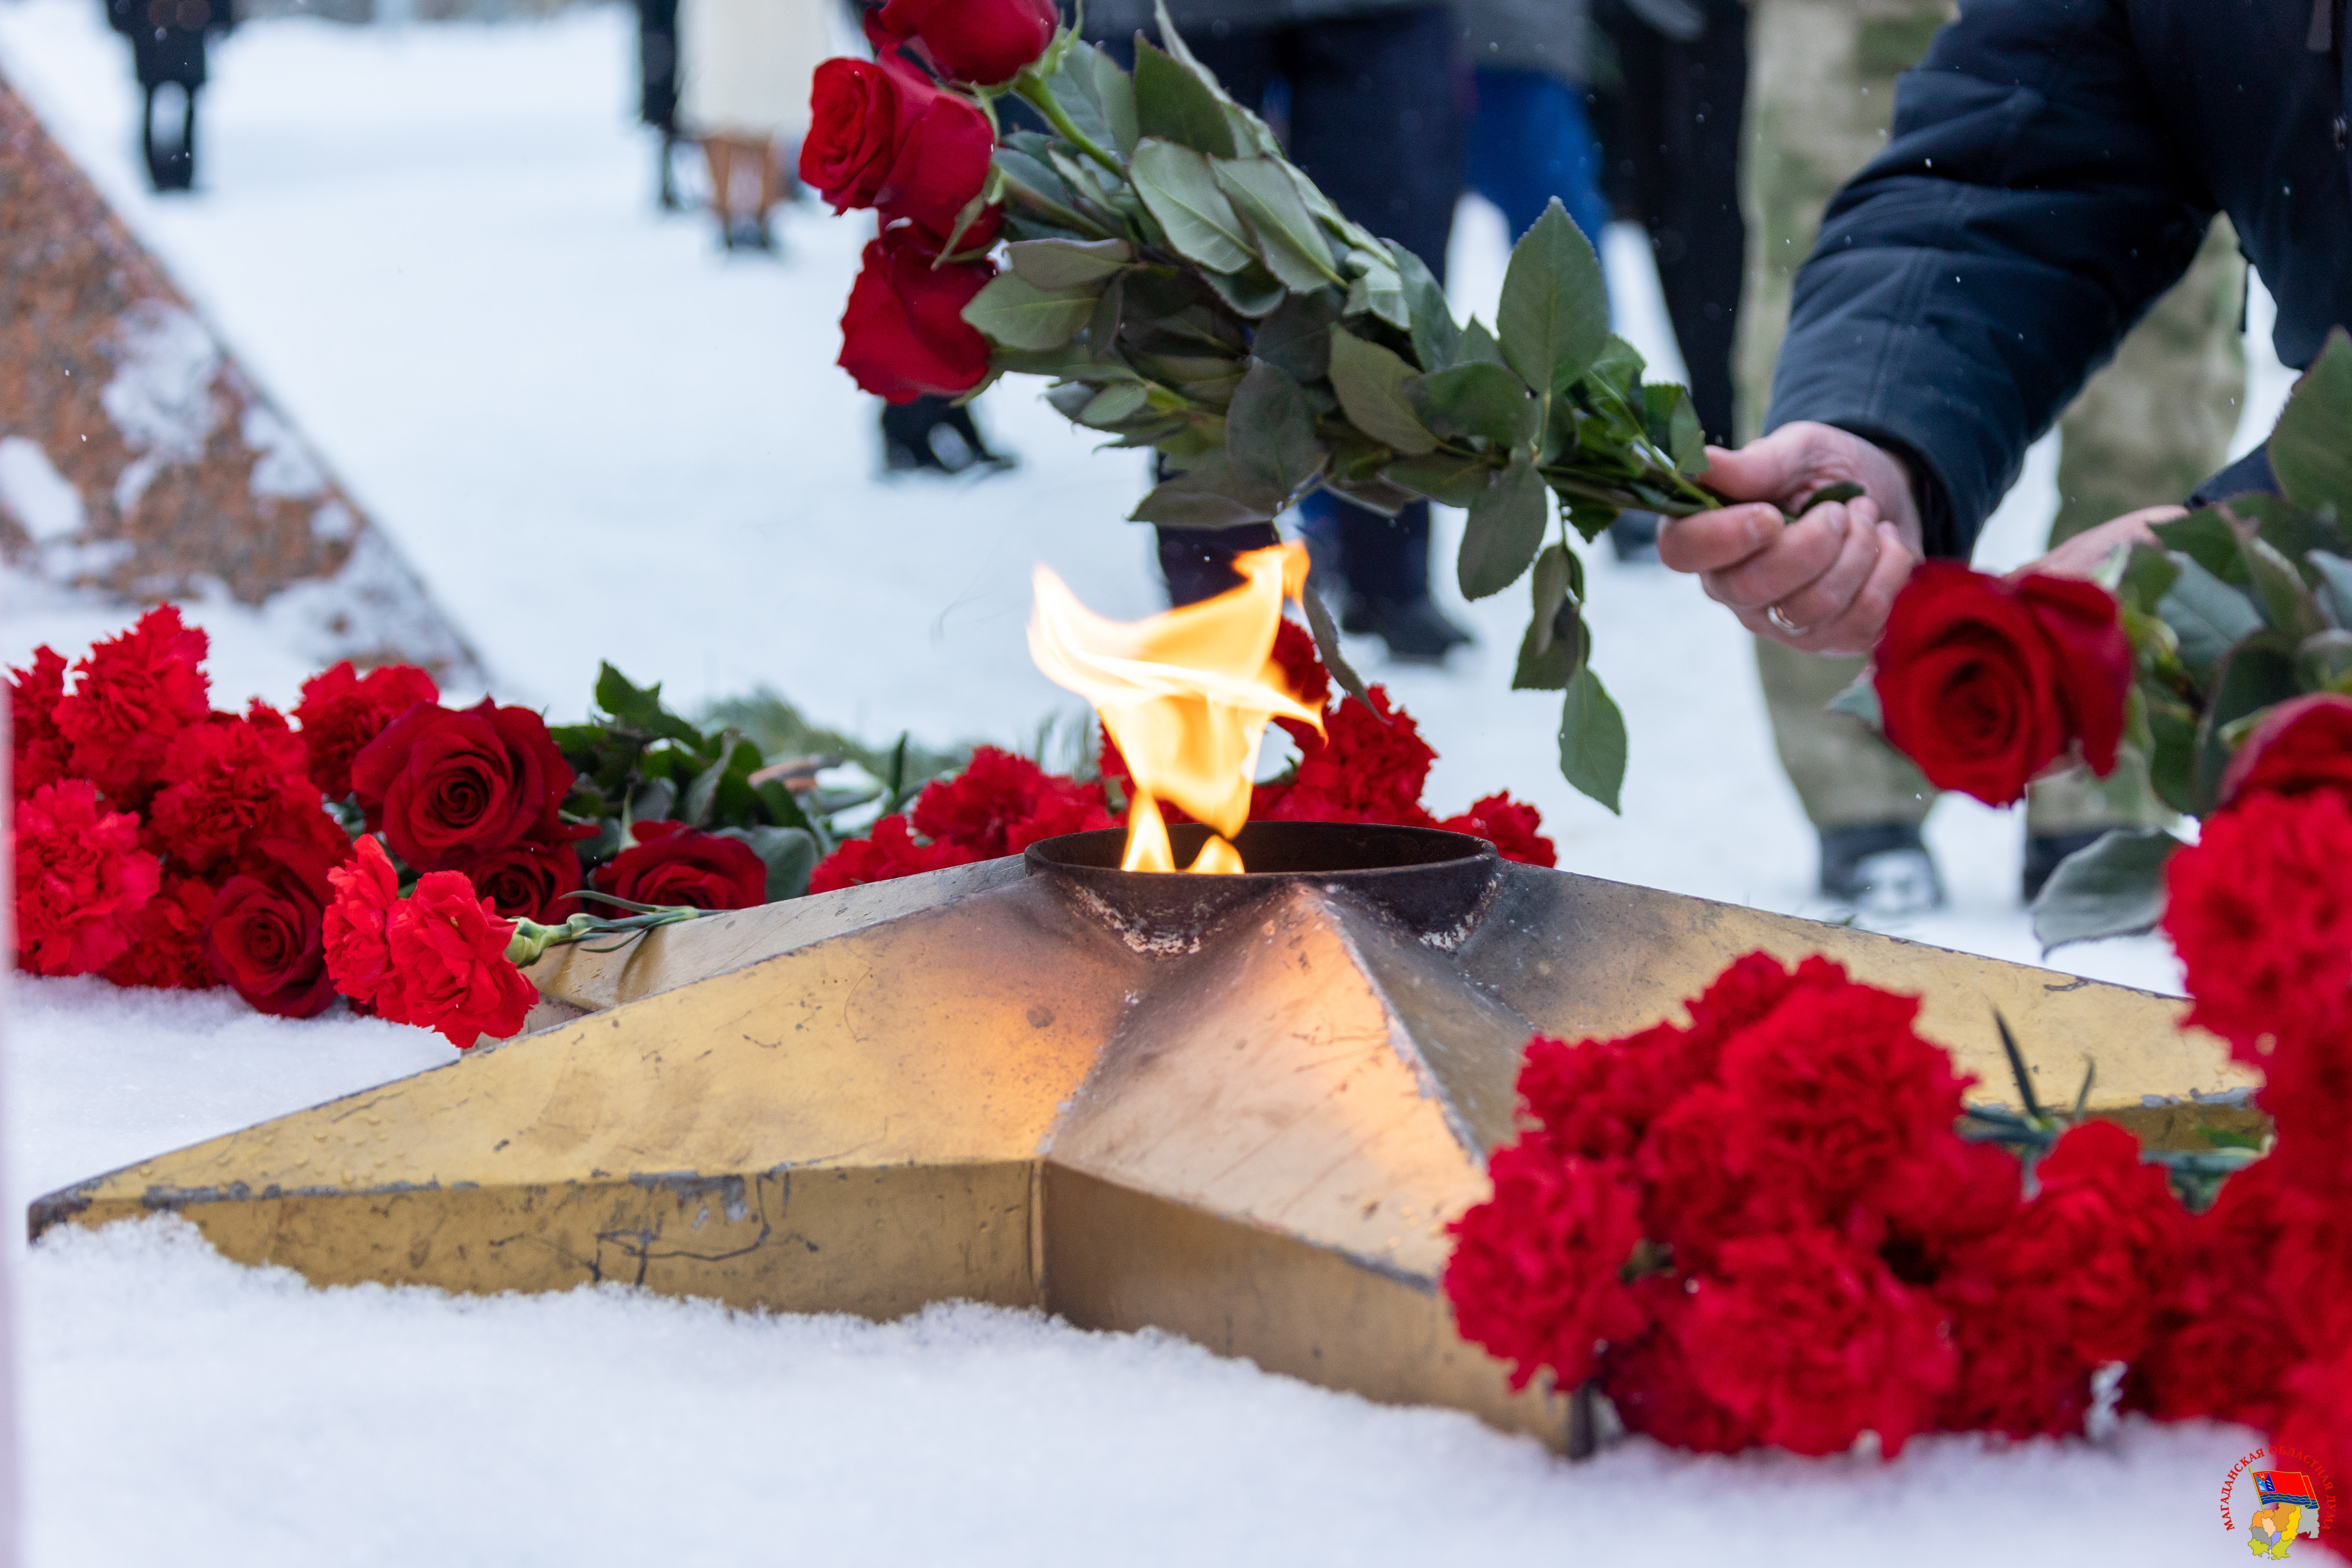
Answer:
[
  {"xmin": 966, "ymin": 3, "xmax": 1714, "ymax": 809},
  {"xmin": 2033, "ymin": 327, "xmax": 2352, "ymax": 948}
]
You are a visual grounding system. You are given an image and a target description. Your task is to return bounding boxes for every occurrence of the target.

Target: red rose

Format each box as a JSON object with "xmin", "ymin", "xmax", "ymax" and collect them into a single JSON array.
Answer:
[
  {"xmin": 1681, "ymin": 1227, "xmax": 1956, "ymax": 1458},
  {"xmin": 11, "ymin": 779, "xmax": 161, "ymax": 976},
  {"xmin": 1441, "ymin": 1144, "xmax": 1649, "ymax": 1391},
  {"xmin": 148, "ymin": 707, "xmax": 339, "ymax": 879},
  {"xmin": 349, "ymin": 699, "xmax": 577, "ymax": 871},
  {"xmin": 875, "ymin": 0, "xmax": 1057, "ymax": 86},
  {"xmin": 1439, "ymin": 792, "xmax": 1556, "ymax": 867},
  {"xmin": 802, "ymin": 57, "xmax": 905, "ymax": 211},
  {"xmin": 294, "ymin": 660, "xmax": 439, "ymax": 800},
  {"xmin": 205, "ymin": 837, "xmax": 345, "ymax": 1018},
  {"xmin": 909, "ymin": 745, "xmax": 1115, "ymax": 858},
  {"xmin": 9, "ymin": 646, "xmax": 71, "ymax": 799},
  {"xmin": 1873, "ymin": 563, "xmax": 2127, "ymax": 806},
  {"xmin": 383, "ymin": 870, "xmax": 538, "ymax": 1048},
  {"xmin": 808, "ymin": 814, "xmax": 979, "ymax": 893},
  {"xmin": 324, "ymin": 834, "xmax": 404, "ymax": 1014},
  {"xmin": 2162, "ymin": 788, "xmax": 2352, "ymax": 1061},
  {"xmin": 52, "ymin": 605, "xmax": 212, "ymax": 807},
  {"xmin": 802, "ymin": 58, "xmax": 1002, "ymax": 249},
  {"xmin": 593, "ymin": 820, "xmax": 768, "ymax": 911},
  {"xmin": 838, "ymin": 228, "xmax": 996, "ymax": 404},
  {"xmin": 103, "ymin": 875, "xmax": 220, "ymax": 990},
  {"xmin": 2218, "ymin": 692, "xmax": 2352, "ymax": 809},
  {"xmin": 458, "ymin": 836, "xmax": 584, "ymax": 924}
]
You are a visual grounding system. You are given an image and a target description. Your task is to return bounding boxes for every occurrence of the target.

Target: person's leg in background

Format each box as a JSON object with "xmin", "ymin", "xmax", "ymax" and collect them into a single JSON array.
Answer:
[
  {"xmin": 1284, "ymin": 6, "xmax": 1472, "ymax": 657},
  {"xmin": 1738, "ymin": 0, "xmax": 1952, "ymax": 909},
  {"xmin": 1643, "ymin": 0, "xmax": 1744, "ymax": 449},
  {"xmin": 2017, "ymin": 217, "xmax": 2244, "ymax": 895},
  {"xmin": 1467, "ymin": 67, "xmax": 1612, "ymax": 248}
]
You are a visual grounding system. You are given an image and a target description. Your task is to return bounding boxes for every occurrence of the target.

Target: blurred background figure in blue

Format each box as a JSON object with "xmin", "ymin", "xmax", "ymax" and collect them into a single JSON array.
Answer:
[
  {"xmin": 1085, "ymin": 0, "xmax": 1472, "ymax": 661},
  {"xmin": 104, "ymin": 0, "xmax": 233, "ymax": 192},
  {"xmin": 633, "ymin": 0, "xmax": 685, "ymax": 211},
  {"xmin": 677, "ymin": 0, "xmax": 830, "ymax": 250},
  {"xmin": 1460, "ymin": 0, "xmax": 1609, "ymax": 251}
]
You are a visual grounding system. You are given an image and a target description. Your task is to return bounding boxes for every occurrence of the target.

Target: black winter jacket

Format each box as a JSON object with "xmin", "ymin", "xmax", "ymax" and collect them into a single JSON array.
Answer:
[{"xmin": 1768, "ymin": 0, "xmax": 2352, "ymax": 559}]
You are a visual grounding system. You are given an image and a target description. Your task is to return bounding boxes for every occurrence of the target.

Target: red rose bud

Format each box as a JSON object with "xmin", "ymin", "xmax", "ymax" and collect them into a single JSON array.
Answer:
[
  {"xmin": 876, "ymin": 0, "xmax": 1057, "ymax": 86},
  {"xmin": 2217, "ymin": 692, "xmax": 2352, "ymax": 809},
  {"xmin": 837, "ymin": 228, "xmax": 996, "ymax": 403},
  {"xmin": 593, "ymin": 820, "xmax": 768, "ymax": 911},
  {"xmin": 456, "ymin": 837, "xmax": 585, "ymax": 924},
  {"xmin": 349, "ymin": 698, "xmax": 579, "ymax": 872},
  {"xmin": 205, "ymin": 840, "xmax": 345, "ymax": 1019},
  {"xmin": 1872, "ymin": 562, "xmax": 2126, "ymax": 807},
  {"xmin": 11, "ymin": 779, "xmax": 161, "ymax": 977},
  {"xmin": 295, "ymin": 659, "xmax": 440, "ymax": 800},
  {"xmin": 383, "ymin": 871, "xmax": 539, "ymax": 1049}
]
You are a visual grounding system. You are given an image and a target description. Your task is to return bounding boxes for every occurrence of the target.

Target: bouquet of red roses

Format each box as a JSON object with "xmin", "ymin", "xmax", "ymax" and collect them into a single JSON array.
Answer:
[{"xmin": 800, "ymin": 0, "xmax": 1732, "ymax": 811}]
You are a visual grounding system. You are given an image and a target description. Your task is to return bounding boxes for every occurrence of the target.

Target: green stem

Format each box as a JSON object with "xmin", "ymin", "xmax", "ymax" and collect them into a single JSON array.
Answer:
[{"xmin": 1016, "ymin": 78, "xmax": 1124, "ymax": 174}]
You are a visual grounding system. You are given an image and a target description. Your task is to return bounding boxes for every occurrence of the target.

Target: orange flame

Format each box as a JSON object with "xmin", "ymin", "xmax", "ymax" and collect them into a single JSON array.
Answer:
[{"xmin": 1028, "ymin": 544, "xmax": 1324, "ymax": 873}]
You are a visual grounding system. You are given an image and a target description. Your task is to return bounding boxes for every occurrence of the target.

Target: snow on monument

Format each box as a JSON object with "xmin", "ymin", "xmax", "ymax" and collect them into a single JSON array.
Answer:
[{"xmin": 0, "ymin": 72, "xmax": 479, "ymax": 684}]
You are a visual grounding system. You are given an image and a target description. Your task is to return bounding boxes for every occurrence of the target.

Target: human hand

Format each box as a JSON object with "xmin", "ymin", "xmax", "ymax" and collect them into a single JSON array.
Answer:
[
  {"xmin": 2023, "ymin": 505, "xmax": 2185, "ymax": 582},
  {"xmin": 1660, "ymin": 422, "xmax": 1926, "ymax": 656}
]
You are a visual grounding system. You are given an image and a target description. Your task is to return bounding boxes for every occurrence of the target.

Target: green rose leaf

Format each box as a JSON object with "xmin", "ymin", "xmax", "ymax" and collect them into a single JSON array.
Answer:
[
  {"xmin": 1382, "ymin": 451, "xmax": 1492, "ymax": 507},
  {"xmin": 1342, "ymin": 252, "xmax": 1409, "ymax": 330},
  {"xmin": 2311, "ymin": 550, "xmax": 2352, "ymax": 627},
  {"xmin": 2029, "ymin": 827, "xmax": 2182, "ymax": 952},
  {"xmin": 1301, "ymin": 582, "xmax": 1376, "ymax": 712},
  {"xmin": 1457, "ymin": 317, "xmax": 1509, "ymax": 367},
  {"xmin": 1387, "ymin": 241, "xmax": 1460, "ymax": 372},
  {"xmin": 2191, "ymin": 638, "xmax": 2300, "ymax": 808},
  {"xmin": 1558, "ymin": 665, "xmax": 1627, "ymax": 813},
  {"xmin": 2157, "ymin": 554, "xmax": 2265, "ymax": 684},
  {"xmin": 1496, "ymin": 197, "xmax": 1610, "ymax": 393},
  {"xmin": 2152, "ymin": 508, "xmax": 2252, "ymax": 586},
  {"xmin": 1512, "ymin": 543, "xmax": 1587, "ymax": 691},
  {"xmin": 1201, "ymin": 262, "xmax": 1286, "ymax": 319},
  {"xmin": 1406, "ymin": 361, "xmax": 1539, "ymax": 448},
  {"xmin": 1007, "ymin": 238, "xmax": 1133, "ymax": 290},
  {"xmin": 1251, "ymin": 289, "xmax": 1341, "ymax": 383},
  {"xmin": 2295, "ymin": 627, "xmax": 2352, "ymax": 690},
  {"xmin": 712, "ymin": 825, "xmax": 819, "ymax": 903},
  {"xmin": 1212, "ymin": 157, "xmax": 1344, "ymax": 293},
  {"xmin": 1130, "ymin": 451, "xmax": 1282, "ymax": 528},
  {"xmin": 2269, "ymin": 326, "xmax": 2352, "ymax": 519},
  {"xmin": 1132, "ymin": 39, "xmax": 1237, "ymax": 159},
  {"xmin": 1327, "ymin": 328, "xmax": 1439, "ymax": 455},
  {"xmin": 1642, "ymin": 382, "xmax": 1708, "ymax": 474},
  {"xmin": 1129, "ymin": 138, "xmax": 1255, "ymax": 274},
  {"xmin": 1225, "ymin": 358, "xmax": 1325, "ymax": 502},
  {"xmin": 962, "ymin": 272, "xmax": 1100, "ymax": 351},
  {"xmin": 1458, "ymin": 451, "xmax": 1548, "ymax": 600}
]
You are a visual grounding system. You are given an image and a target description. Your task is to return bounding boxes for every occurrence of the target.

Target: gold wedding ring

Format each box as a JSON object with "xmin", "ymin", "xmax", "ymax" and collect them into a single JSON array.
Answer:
[{"xmin": 1766, "ymin": 603, "xmax": 1809, "ymax": 637}]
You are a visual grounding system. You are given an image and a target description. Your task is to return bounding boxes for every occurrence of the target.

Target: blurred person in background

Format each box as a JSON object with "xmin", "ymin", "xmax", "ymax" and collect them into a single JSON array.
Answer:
[
  {"xmin": 1085, "ymin": 0, "xmax": 1473, "ymax": 660},
  {"xmin": 635, "ymin": 0, "xmax": 686, "ymax": 210},
  {"xmin": 1728, "ymin": 0, "xmax": 2242, "ymax": 914},
  {"xmin": 104, "ymin": 0, "xmax": 234, "ymax": 193},
  {"xmin": 879, "ymin": 395, "xmax": 1015, "ymax": 476},
  {"xmin": 1460, "ymin": 0, "xmax": 1610, "ymax": 248},
  {"xmin": 678, "ymin": 0, "xmax": 832, "ymax": 250}
]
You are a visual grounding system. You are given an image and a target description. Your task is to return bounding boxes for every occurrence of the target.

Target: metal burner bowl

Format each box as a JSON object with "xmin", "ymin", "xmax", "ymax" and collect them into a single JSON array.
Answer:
[{"xmin": 1024, "ymin": 821, "xmax": 1501, "ymax": 949}]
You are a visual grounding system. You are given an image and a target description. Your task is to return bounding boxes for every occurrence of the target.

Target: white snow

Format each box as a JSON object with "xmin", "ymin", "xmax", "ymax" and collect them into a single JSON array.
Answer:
[
  {"xmin": 0, "ymin": 439, "xmax": 85, "ymax": 544},
  {"xmin": 0, "ymin": 10, "xmax": 2305, "ymax": 1559}
]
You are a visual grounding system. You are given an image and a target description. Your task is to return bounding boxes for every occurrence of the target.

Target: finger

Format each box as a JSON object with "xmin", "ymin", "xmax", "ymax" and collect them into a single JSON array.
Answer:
[
  {"xmin": 1701, "ymin": 507, "xmax": 1849, "ymax": 609},
  {"xmin": 1803, "ymin": 522, "xmax": 1919, "ymax": 656},
  {"xmin": 1772, "ymin": 508, "xmax": 1883, "ymax": 629},
  {"xmin": 1697, "ymin": 430, "xmax": 1813, "ymax": 502},
  {"xmin": 1656, "ymin": 503, "xmax": 1784, "ymax": 575}
]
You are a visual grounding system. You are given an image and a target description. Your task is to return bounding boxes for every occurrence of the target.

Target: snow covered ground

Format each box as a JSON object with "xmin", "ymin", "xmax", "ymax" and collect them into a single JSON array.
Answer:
[{"xmin": 0, "ymin": 6, "xmax": 2301, "ymax": 1562}]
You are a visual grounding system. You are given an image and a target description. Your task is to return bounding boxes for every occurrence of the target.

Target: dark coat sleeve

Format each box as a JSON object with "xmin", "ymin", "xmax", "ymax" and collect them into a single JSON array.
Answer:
[{"xmin": 1763, "ymin": 0, "xmax": 2218, "ymax": 558}]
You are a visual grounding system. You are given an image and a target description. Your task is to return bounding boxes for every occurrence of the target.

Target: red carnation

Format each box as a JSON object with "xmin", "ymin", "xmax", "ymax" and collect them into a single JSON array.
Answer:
[
  {"xmin": 1442, "ymin": 1144, "xmax": 1649, "ymax": 1391},
  {"xmin": 1933, "ymin": 1263, "xmax": 2095, "ymax": 1438},
  {"xmin": 1516, "ymin": 1023, "xmax": 1687, "ymax": 1163},
  {"xmin": 349, "ymin": 698, "xmax": 579, "ymax": 872},
  {"xmin": 52, "ymin": 605, "xmax": 212, "ymax": 807},
  {"xmin": 1681, "ymin": 1227, "xmax": 1956, "ymax": 1458},
  {"xmin": 12, "ymin": 779, "xmax": 161, "ymax": 976},
  {"xmin": 838, "ymin": 227, "xmax": 997, "ymax": 404},
  {"xmin": 875, "ymin": 0, "xmax": 1057, "ymax": 86},
  {"xmin": 1439, "ymin": 792, "xmax": 1556, "ymax": 867},
  {"xmin": 1988, "ymin": 1120, "xmax": 2187, "ymax": 1366},
  {"xmin": 2271, "ymin": 1342, "xmax": 2352, "ymax": 1560},
  {"xmin": 382, "ymin": 870, "xmax": 538, "ymax": 1048},
  {"xmin": 808, "ymin": 814, "xmax": 980, "ymax": 894},
  {"xmin": 2269, "ymin": 1183, "xmax": 2352, "ymax": 1351},
  {"xmin": 206, "ymin": 839, "xmax": 343, "ymax": 1018},
  {"xmin": 2216, "ymin": 692, "xmax": 2352, "ymax": 809},
  {"xmin": 9, "ymin": 646, "xmax": 72, "ymax": 799},
  {"xmin": 2124, "ymin": 1156, "xmax": 2304, "ymax": 1429},
  {"xmin": 1265, "ymin": 685, "xmax": 1439, "ymax": 827},
  {"xmin": 1268, "ymin": 618, "xmax": 1332, "ymax": 714},
  {"xmin": 1599, "ymin": 1281, "xmax": 1761, "ymax": 1453},
  {"xmin": 458, "ymin": 836, "xmax": 585, "ymax": 924},
  {"xmin": 2163, "ymin": 788, "xmax": 2352, "ymax": 1062},
  {"xmin": 294, "ymin": 660, "xmax": 439, "ymax": 800},
  {"xmin": 910, "ymin": 746, "xmax": 1115, "ymax": 859},
  {"xmin": 148, "ymin": 707, "xmax": 340, "ymax": 879},
  {"xmin": 1873, "ymin": 563, "xmax": 2129, "ymax": 806},
  {"xmin": 102, "ymin": 876, "xmax": 219, "ymax": 990},
  {"xmin": 324, "ymin": 834, "xmax": 404, "ymax": 1014},
  {"xmin": 593, "ymin": 820, "xmax": 767, "ymax": 911}
]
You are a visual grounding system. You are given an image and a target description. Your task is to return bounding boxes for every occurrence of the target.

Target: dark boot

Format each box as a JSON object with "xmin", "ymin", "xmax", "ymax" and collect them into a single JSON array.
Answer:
[
  {"xmin": 1819, "ymin": 822, "xmax": 1943, "ymax": 915},
  {"xmin": 141, "ymin": 85, "xmax": 196, "ymax": 193},
  {"xmin": 880, "ymin": 397, "xmax": 1014, "ymax": 476}
]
